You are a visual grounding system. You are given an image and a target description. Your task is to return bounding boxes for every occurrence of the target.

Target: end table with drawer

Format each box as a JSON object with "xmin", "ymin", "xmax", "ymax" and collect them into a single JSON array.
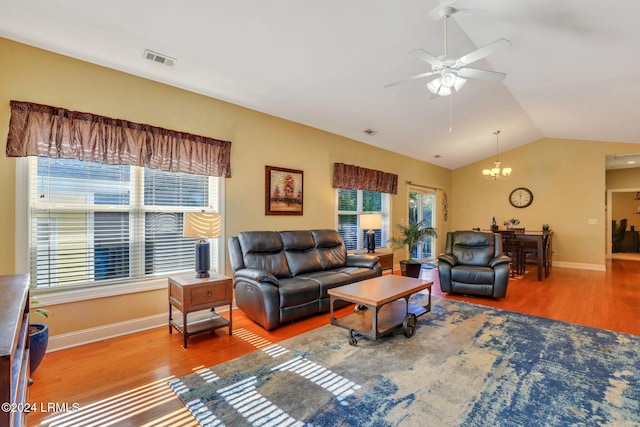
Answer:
[
  {"xmin": 351, "ymin": 249, "xmax": 394, "ymax": 273},
  {"xmin": 168, "ymin": 272, "xmax": 233, "ymax": 348}
]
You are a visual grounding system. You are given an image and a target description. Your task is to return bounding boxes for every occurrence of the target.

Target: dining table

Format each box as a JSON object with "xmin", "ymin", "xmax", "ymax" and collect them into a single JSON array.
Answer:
[{"xmin": 515, "ymin": 231, "xmax": 552, "ymax": 281}]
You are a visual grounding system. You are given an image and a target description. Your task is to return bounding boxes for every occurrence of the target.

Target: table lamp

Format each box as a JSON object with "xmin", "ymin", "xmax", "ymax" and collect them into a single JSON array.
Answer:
[
  {"xmin": 360, "ymin": 213, "xmax": 382, "ymax": 253},
  {"xmin": 183, "ymin": 212, "xmax": 222, "ymax": 278}
]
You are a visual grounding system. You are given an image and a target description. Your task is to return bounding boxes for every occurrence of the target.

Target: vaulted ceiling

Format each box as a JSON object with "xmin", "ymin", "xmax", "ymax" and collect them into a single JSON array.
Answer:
[{"xmin": 1, "ymin": 0, "xmax": 639, "ymax": 170}]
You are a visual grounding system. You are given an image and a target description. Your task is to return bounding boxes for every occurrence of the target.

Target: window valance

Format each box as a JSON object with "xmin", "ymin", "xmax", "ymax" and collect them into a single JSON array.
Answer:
[
  {"xmin": 333, "ymin": 162, "xmax": 398, "ymax": 194},
  {"xmin": 6, "ymin": 100, "xmax": 232, "ymax": 177}
]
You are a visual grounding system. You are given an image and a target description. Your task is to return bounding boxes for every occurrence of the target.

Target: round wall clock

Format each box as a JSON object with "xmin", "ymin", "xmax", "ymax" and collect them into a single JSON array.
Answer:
[{"xmin": 509, "ymin": 187, "xmax": 533, "ymax": 208}]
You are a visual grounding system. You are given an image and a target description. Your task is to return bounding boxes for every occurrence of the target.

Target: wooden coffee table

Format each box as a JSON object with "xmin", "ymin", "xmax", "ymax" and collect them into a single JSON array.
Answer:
[{"xmin": 328, "ymin": 275, "xmax": 433, "ymax": 346}]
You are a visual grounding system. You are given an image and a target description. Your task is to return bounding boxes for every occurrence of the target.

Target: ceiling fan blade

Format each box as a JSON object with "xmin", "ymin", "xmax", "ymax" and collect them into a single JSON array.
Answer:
[
  {"xmin": 457, "ymin": 67, "xmax": 506, "ymax": 81},
  {"xmin": 384, "ymin": 71, "xmax": 438, "ymax": 88},
  {"xmin": 409, "ymin": 48, "xmax": 445, "ymax": 69},
  {"xmin": 456, "ymin": 38, "xmax": 511, "ymax": 67}
]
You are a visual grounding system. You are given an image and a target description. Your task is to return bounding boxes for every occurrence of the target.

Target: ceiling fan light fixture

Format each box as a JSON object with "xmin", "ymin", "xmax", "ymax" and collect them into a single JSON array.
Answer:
[
  {"xmin": 427, "ymin": 73, "xmax": 466, "ymax": 97},
  {"xmin": 441, "ymin": 71, "xmax": 457, "ymax": 88},
  {"xmin": 427, "ymin": 78, "xmax": 441, "ymax": 94},
  {"xmin": 453, "ymin": 76, "xmax": 466, "ymax": 92}
]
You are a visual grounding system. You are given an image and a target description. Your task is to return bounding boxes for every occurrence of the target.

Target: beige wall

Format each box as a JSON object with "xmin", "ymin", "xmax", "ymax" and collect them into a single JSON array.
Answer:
[
  {"xmin": 0, "ymin": 38, "xmax": 451, "ymax": 337},
  {"xmin": 451, "ymin": 138, "xmax": 640, "ymax": 268}
]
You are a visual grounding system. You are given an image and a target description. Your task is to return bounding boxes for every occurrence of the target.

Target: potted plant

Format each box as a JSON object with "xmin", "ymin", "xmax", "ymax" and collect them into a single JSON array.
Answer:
[
  {"xmin": 30, "ymin": 299, "xmax": 50, "ymax": 374},
  {"xmin": 388, "ymin": 220, "xmax": 437, "ymax": 278}
]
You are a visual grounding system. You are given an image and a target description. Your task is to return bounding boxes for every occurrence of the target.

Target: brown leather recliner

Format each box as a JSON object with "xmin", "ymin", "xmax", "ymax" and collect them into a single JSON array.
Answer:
[{"xmin": 438, "ymin": 231, "xmax": 511, "ymax": 298}]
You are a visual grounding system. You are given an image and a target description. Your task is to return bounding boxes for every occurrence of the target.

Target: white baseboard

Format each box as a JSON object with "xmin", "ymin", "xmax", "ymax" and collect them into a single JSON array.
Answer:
[
  {"xmin": 551, "ymin": 261, "xmax": 606, "ymax": 271},
  {"xmin": 47, "ymin": 306, "xmax": 237, "ymax": 353},
  {"xmin": 47, "ymin": 313, "xmax": 168, "ymax": 352},
  {"xmin": 47, "ymin": 304, "xmax": 236, "ymax": 352}
]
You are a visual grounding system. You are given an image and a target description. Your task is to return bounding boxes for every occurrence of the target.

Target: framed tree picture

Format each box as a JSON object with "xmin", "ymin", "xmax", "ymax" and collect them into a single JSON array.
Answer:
[{"xmin": 265, "ymin": 166, "xmax": 303, "ymax": 215}]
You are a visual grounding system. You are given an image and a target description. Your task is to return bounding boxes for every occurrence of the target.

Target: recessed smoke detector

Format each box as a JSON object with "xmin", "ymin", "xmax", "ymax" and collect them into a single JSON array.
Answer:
[
  {"xmin": 143, "ymin": 49, "xmax": 177, "ymax": 67},
  {"xmin": 363, "ymin": 128, "xmax": 377, "ymax": 136}
]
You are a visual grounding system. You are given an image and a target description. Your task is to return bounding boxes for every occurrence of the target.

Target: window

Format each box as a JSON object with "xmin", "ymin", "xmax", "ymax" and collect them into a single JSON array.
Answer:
[
  {"xmin": 408, "ymin": 186, "xmax": 437, "ymax": 260},
  {"xmin": 337, "ymin": 189, "xmax": 390, "ymax": 251},
  {"xmin": 28, "ymin": 157, "xmax": 221, "ymax": 290}
]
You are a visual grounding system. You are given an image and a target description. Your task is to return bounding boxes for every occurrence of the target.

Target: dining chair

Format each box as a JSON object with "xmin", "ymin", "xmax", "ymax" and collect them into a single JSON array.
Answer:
[{"xmin": 497, "ymin": 230, "xmax": 524, "ymax": 277}]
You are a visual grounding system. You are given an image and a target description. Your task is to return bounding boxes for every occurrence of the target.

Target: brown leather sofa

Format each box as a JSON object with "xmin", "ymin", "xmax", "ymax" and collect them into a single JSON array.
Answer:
[
  {"xmin": 438, "ymin": 230, "xmax": 511, "ymax": 298},
  {"xmin": 228, "ymin": 229, "xmax": 382, "ymax": 330}
]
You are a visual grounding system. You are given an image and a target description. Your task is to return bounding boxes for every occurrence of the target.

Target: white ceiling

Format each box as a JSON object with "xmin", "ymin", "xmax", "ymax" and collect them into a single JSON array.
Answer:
[{"xmin": 1, "ymin": 0, "xmax": 640, "ymax": 170}]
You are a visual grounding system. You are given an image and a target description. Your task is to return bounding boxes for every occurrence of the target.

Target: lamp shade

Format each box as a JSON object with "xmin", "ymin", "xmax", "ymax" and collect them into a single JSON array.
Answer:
[
  {"xmin": 183, "ymin": 212, "xmax": 222, "ymax": 239},
  {"xmin": 360, "ymin": 214, "xmax": 382, "ymax": 230}
]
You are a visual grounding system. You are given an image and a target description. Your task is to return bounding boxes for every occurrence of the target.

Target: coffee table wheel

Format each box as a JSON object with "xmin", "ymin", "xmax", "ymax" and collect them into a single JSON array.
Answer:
[
  {"xmin": 354, "ymin": 304, "xmax": 367, "ymax": 313},
  {"xmin": 348, "ymin": 330, "xmax": 358, "ymax": 346},
  {"xmin": 403, "ymin": 313, "xmax": 417, "ymax": 338}
]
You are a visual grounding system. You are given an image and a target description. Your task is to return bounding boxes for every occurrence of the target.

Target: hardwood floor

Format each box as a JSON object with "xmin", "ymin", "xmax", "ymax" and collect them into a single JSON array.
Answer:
[{"xmin": 28, "ymin": 260, "xmax": 640, "ymax": 426}]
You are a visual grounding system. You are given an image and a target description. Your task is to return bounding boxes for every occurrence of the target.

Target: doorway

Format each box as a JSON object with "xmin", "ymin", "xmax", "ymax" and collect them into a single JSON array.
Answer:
[
  {"xmin": 607, "ymin": 188, "xmax": 640, "ymax": 260},
  {"xmin": 408, "ymin": 185, "xmax": 437, "ymax": 261},
  {"xmin": 605, "ymin": 153, "xmax": 640, "ymax": 261}
]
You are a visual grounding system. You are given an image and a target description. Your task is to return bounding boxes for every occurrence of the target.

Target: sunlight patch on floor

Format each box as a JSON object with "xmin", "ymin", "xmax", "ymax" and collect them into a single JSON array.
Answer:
[{"xmin": 37, "ymin": 376, "xmax": 197, "ymax": 427}]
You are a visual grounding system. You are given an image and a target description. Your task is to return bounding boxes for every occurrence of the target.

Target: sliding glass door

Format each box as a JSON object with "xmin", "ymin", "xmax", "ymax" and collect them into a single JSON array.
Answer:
[{"xmin": 408, "ymin": 186, "xmax": 437, "ymax": 261}]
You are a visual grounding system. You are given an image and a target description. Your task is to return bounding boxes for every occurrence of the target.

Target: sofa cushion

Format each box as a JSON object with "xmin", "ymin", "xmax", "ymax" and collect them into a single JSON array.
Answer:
[
  {"xmin": 238, "ymin": 231, "xmax": 291, "ymax": 279},
  {"xmin": 451, "ymin": 231, "xmax": 496, "ymax": 266},
  {"xmin": 280, "ymin": 231, "xmax": 322, "ymax": 276},
  {"xmin": 278, "ymin": 277, "xmax": 320, "ymax": 308},
  {"xmin": 333, "ymin": 266, "xmax": 378, "ymax": 282},
  {"xmin": 311, "ymin": 229, "xmax": 347, "ymax": 270},
  {"xmin": 297, "ymin": 270, "xmax": 351, "ymax": 298}
]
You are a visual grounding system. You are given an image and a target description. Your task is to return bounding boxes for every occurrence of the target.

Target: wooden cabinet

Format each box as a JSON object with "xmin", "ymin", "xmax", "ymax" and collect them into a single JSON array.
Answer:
[
  {"xmin": 0, "ymin": 274, "xmax": 30, "ymax": 427},
  {"xmin": 168, "ymin": 273, "xmax": 233, "ymax": 348}
]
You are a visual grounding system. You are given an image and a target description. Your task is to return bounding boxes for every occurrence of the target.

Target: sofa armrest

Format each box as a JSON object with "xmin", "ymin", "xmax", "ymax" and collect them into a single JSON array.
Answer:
[
  {"xmin": 346, "ymin": 254, "xmax": 380, "ymax": 269},
  {"xmin": 233, "ymin": 273, "xmax": 280, "ymax": 330},
  {"xmin": 490, "ymin": 255, "xmax": 511, "ymax": 268},
  {"xmin": 438, "ymin": 253, "xmax": 458, "ymax": 267},
  {"xmin": 234, "ymin": 268, "xmax": 279, "ymax": 286}
]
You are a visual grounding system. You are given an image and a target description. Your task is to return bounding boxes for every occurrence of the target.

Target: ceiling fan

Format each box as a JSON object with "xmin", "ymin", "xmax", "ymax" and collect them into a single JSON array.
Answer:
[{"xmin": 385, "ymin": 6, "xmax": 510, "ymax": 97}]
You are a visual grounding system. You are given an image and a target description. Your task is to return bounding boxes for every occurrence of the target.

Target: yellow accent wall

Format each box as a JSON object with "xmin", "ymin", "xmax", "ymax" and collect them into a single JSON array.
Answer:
[
  {"xmin": 451, "ymin": 138, "xmax": 640, "ymax": 266},
  {"xmin": 0, "ymin": 38, "xmax": 451, "ymax": 336}
]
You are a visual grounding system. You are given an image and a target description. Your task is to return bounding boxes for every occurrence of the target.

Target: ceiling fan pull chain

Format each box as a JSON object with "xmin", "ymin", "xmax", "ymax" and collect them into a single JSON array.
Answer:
[{"xmin": 449, "ymin": 94, "xmax": 453, "ymax": 132}]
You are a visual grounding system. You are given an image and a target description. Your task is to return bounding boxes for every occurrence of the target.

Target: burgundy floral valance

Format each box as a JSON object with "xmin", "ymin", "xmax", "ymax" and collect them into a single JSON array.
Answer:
[
  {"xmin": 6, "ymin": 100, "xmax": 232, "ymax": 177},
  {"xmin": 333, "ymin": 162, "xmax": 398, "ymax": 194}
]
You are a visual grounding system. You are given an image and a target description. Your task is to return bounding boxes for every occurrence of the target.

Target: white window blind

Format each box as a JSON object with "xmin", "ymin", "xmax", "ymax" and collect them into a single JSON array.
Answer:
[
  {"xmin": 29, "ymin": 157, "xmax": 220, "ymax": 289},
  {"xmin": 337, "ymin": 189, "xmax": 389, "ymax": 251}
]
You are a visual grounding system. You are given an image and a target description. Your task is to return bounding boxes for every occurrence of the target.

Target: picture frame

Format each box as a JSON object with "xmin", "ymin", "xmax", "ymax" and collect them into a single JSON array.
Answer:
[{"xmin": 265, "ymin": 166, "xmax": 303, "ymax": 215}]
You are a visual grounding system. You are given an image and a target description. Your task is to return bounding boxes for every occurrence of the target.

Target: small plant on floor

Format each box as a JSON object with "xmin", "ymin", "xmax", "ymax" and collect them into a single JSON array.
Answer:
[{"xmin": 388, "ymin": 220, "xmax": 437, "ymax": 263}]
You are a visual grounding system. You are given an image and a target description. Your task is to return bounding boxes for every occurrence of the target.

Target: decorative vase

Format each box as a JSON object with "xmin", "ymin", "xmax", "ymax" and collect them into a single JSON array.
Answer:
[{"xmin": 29, "ymin": 323, "xmax": 49, "ymax": 374}]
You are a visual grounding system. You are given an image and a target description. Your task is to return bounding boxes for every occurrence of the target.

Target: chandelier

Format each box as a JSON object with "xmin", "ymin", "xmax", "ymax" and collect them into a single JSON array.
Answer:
[{"xmin": 482, "ymin": 130, "xmax": 512, "ymax": 179}]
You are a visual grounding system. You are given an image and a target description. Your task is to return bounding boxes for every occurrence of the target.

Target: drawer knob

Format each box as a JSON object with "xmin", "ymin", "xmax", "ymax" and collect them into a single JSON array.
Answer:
[{"xmin": 207, "ymin": 291, "xmax": 212, "ymax": 297}]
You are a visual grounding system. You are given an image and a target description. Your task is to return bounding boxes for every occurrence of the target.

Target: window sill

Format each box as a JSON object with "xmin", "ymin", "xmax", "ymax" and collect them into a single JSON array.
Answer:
[{"xmin": 33, "ymin": 277, "xmax": 171, "ymax": 306}]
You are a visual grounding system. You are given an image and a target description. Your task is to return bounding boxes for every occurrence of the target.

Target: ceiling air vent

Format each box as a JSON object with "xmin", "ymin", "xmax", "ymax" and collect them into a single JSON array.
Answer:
[{"xmin": 143, "ymin": 49, "xmax": 177, "ymax": 67}]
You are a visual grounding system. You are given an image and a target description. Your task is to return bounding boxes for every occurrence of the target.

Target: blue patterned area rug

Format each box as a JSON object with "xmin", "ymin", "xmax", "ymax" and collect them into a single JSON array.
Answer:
[{"xmin": 169, "ymin": 296, "xmax": 640, "ymax": 426}]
